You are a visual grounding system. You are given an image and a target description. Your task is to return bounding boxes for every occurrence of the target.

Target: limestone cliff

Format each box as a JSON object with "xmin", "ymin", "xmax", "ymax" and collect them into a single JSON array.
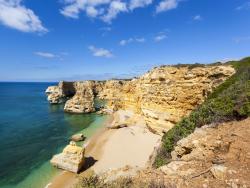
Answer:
[
  {"xmin": 45, "ymin": 81, "xmax": 75, "ymax": 104},
  {"xmin": 99, "ymin": 65, "xmax": 235, "ymax": 133},
  {"xmin": 46, "ymin": 64, "xmax": 235, "ymax": 133},
  {"xmin": 64, "ymin": 81, "xmax": 96, "ymax": 113}
]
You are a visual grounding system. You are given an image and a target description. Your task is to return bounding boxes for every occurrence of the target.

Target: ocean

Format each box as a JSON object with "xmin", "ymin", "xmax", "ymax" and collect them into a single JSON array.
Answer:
[{"xmin": 0, "ymin": 82, "xmax": 107, "ymax": 188}]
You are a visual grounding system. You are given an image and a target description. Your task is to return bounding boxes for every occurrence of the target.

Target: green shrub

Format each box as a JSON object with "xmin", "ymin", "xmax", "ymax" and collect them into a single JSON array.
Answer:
[{"xmin": 154, "ymin": 57, "xmax": 250, "ymax": 167}]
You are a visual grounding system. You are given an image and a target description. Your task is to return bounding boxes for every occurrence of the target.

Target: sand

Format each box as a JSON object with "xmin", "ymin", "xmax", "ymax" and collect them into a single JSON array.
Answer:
[
  {"xmin": 92, "ymin": 125, "xmax": 161, "ymax": 174},
  {"xmin": 47, "ymin": 110, "xmax": 161, "ymax": 188}
]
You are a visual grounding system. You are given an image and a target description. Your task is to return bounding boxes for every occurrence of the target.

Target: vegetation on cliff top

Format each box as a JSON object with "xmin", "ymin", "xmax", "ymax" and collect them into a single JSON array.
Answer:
[
  {"xmin": 76, "ymin": 173, "xmax": 175, "ymax": 188},
  {"xmin": 154, "ymin": 57, "xmax": 250, "ymax": 167}
]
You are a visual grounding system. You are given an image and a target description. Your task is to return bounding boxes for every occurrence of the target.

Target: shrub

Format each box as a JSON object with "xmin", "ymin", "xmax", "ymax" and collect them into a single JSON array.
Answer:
[
  {"xmin": 76, "ymin": 174, "xmax": 176, "ymax": 188},
  {"xmin": 154, "ymin": 57, "xmax": 250, "ymax": 167}
]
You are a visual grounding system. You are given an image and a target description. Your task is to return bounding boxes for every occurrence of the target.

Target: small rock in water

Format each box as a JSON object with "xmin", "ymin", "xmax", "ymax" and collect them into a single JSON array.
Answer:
[{"xmin": 71, "ymin": 133, "xmax": 85, "ymax": 142}]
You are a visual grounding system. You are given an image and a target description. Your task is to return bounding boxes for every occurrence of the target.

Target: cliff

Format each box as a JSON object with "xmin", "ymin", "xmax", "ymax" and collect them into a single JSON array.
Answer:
[
  {"xmin": 98, "ymin": 65, "xmax": 235, "ymax": 133},
  {"xmin": 64, "ymin": 81, "xmax": 96, "ymax": 113},
  {"xmin": 45, "ymin": 81, "xmax": 75, "ymax": 104},
  {"xmin": 77, "ymin": 118, "xmax": 250, "ymax": 188},
  {"xmin": 46, "ymin": 64, "xmax": 235, "ymax": 134}
]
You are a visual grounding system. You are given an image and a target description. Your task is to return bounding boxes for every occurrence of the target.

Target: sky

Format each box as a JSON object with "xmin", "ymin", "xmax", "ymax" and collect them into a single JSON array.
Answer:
[{"xmin": 0, "ymin": 0, "xmax": 250, "ymax": 82}]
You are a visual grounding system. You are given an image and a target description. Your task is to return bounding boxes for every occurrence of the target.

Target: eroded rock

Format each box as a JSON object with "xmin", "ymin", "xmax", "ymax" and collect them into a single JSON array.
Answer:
[
  {"xmin": 45, "ymin": 86, "xmax": 63, "ymax": 104},
  {"xmin": 71, "ymin": 133, "xmax": 85, "ymax": 142},
  {"xmin": 64, "ymin": 81, "xmax": 95, "ymax": 113},
  {"xmin": 210, "ymin": 165, "xmax": 227, "ymax": 180},
  {"xmin": 50, "ymin": 141, "xmax": 85, "ymax": 173},
  {"xmin": 45, "ymin": 81, "xmax": 75, "ymax": 104},
  {"xmin": 98, "ymin": 65, "xmax": 235, "ymax": 134}
]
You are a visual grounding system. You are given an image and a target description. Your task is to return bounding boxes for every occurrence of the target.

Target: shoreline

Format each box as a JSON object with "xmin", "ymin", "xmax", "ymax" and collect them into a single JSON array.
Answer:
[
  {"xmin": 47, "ymin": 110, "xmax": 161, "ymax": 188},
  {"xmin": 47, "ymin": 113, "xmax": 114, "ymax": 188}
]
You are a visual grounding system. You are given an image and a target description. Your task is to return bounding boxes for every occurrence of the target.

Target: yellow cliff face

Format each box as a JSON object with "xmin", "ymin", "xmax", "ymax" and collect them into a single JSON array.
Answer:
[
  {"xmin": 45, "ymin": 65, "xmax": 235, "ymax": 134},
  {"xmin": 99, "ymin": 65, "xmax": 235, "ymax": 134},
  {"xmin": 64, "ymin": 81, "xmax": 96, "ymax": 113}
]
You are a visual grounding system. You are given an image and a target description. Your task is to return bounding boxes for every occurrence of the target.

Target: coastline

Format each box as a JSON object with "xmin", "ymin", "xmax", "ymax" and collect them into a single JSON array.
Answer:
[
  {"xmin": 47, "ymin": 114, "xmax": 114, "ymax": 188},
  {"xmin": 47, "ymin": 110, "xmax": 161, "ymax": 188}
]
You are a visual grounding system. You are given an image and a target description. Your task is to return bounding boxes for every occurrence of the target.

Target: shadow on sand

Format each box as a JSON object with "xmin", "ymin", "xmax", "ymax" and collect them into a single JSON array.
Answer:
[{"xmin": 79, "ymin": 156, "xmax": 98, "ymax": 173}]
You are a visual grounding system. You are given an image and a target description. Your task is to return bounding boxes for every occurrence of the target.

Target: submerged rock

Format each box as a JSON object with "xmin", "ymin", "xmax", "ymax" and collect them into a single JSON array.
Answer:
[
  {"xmin": 71, "ymin": 133, "xmax": 85, "ymax": 142},
  {"xmin": 50, "ymin": 141, "xmax": 85, "ymax": 173}
]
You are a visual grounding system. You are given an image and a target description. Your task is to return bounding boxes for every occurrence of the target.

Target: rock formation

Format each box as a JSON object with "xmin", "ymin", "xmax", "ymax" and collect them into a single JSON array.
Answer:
[
  {"xmin": 46, "ymin": 64, "xmax": 235, "ymax": 133},
  {"xmin": 64, "ymin": 81, "xmax": 96, "ymax": 113},
  {"xmin": 45, "ymin": 86, "xmax": 63, "ymax": 104},
  {"xmin": 116, "ymin": 118, "xmax": 250, "ymax": 188},
  {"xmin": 71, "ymin": 133, "xmax": 85, "ymax": 142},
  {"xmin": 50, "ymin": 141, "xmax": 85, "ymax": 173},
  {"xmin": 100, "ymin": 65, "xmax": 235, "ymax": 133},
  {"xmin": 45, "ymin": 81, "xmax": 75, "ymax": 104}
]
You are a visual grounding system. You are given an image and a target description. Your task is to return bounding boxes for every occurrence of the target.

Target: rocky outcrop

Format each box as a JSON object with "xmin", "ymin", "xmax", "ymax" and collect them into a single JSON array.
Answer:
[
  {"xmin": 45, "ymin": 86, "xmax": 63, "ymax": 104},
  {"xmin": 50, "ymin": 141, "xmax": 85, "ymax": 173},
  {"xmin": 100, "ymin": 65, "xmax": 235, "ymax": 134},
  {"xmin": 45, "ymin": 81, "xmax": 75, "ymax": 104},
  {"xmin": 71, "ymin": 133, "xmax": 85, "ymax": 142},
  {"xmin": 46, "ymin": 65, "xmax": 235, "ymax": 133},
  {"xmin": 120, "ymin": 118, "xmax": 250, "ymax": 188},
  {"xmin": 64, "ymin": 81, "xmax": 96, "ymax": 113}
]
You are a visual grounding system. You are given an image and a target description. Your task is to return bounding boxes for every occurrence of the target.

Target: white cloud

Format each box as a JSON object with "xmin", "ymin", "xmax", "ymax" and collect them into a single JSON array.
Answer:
[
  {"xmin": 60, "ymin": 0, "xmax": 111, "ymax": 19},
  {"xmin": 129, "ymin": 0, "xmax": 153, "ymax": 10},
  {"xmin": 193, "ymin": 15, "xmax": 202, "ymax": 21},
  {"xmin": 34, "ymin": 52, "xmax": 57, "ymax": 58},
  {"xmin": 156, "ymin": 0, "xmax": 179, "ymax": 13},
  {"xmin": 135, "ymin": 37, "xmax": 145, "ymax": 42},
  {"xmin": 60, "ymin": 0, "xmax": 154, "ymax": 23},
  {"xmin": 0, "ymin": 0, "xmax": 47, "ymax": 33},
  {"xmin": 88, "ymin": 45, "xmax": 113, "ymax": 58},
  {"xmin": 86, "ymin": 6, "xmax": 99, "ymax": 17},
  {"xmin": 119, "ymin": 38, "xmax": 133, "ymax": 46},
  {"xmin": 154, "ymin": 33, "xmax": 167, "ymax": 42},
  {"xmin": 119, "ymin": 37, "xmax": 145, "ymax": 46},
  {"xmin": 60, "ymin": 0, "xmax": 184, "ymax": 23},
  {"xmin": 101, "ymin": 1, "xmax": 127, "ymax": 23}
]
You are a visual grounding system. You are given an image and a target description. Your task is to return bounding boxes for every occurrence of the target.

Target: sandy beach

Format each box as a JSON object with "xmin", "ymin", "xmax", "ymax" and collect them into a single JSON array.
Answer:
[{"xmin": 48, "ymin": 110, "xmax": 161, "ymax": 188}]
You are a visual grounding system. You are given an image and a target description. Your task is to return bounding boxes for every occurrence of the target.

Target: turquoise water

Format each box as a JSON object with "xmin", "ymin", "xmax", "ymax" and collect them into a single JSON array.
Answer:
[{"xmin": 0, "ymin": 82, "xmax": 107, "ymax": 188}]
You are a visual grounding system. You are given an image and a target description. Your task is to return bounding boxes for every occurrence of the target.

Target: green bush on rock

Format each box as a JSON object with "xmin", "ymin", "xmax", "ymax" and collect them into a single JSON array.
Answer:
[{"xmin": 154, "ymin": 57, "xmax": 250, "ymax": 167}]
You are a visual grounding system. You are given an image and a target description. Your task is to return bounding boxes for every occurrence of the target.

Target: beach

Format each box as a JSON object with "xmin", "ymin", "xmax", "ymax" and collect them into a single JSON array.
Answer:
[{"xmin": 48, "ymin": 110, "xmax": 161, "ymax": 188}]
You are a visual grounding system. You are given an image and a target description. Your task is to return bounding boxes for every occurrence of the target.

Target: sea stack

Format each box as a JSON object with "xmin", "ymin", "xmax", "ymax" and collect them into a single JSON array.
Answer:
[
  {"xmin": 64, "ymin": 81, "xmax": 96, "ymax": 113},
  {"xmin": 45, "ymin": 81, "xmax": 75, "ymax": 104},
  {"xmin": 50, "ymin": 141, "xmax": 85, "ymax": 173}
]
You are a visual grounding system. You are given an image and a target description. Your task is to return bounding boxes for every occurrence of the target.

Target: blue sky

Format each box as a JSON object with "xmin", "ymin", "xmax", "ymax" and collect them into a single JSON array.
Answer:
[{"xmin": 0, "ymin": 0, "xmax": 250, "ymax": 81}]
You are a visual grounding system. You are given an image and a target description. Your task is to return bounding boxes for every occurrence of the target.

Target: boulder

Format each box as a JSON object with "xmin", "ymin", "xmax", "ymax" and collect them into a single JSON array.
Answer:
[
  {"xmin": 50, "ymin": 141, "xmax": 85, "ymax": 173},
  {"xmin": 210, "ymin": 165, "xmax": 227, "ymax": 180},
  {"xmin": 71, "ymin": 133, "xmax": 85, "ymax": 142},
  {"xmin": 107, "ymin": 123, "xmax": 128, "ymax": 129}
]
